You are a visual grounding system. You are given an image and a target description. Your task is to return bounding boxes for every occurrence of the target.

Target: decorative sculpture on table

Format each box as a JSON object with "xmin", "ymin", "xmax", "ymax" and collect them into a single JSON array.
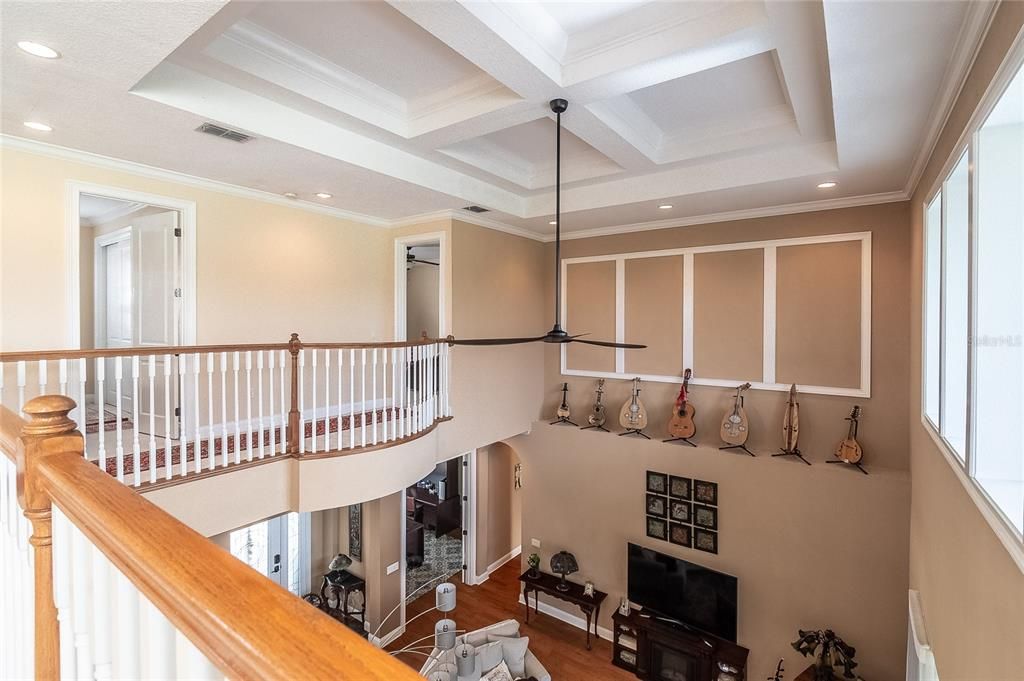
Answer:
[
  {"xmin": 549, "ymin": 550, "xmax": 579, "ymax": 592},
  {"xmin": 328, "ymin": 553, "xmax": 352, "ymax": 573},
  {"xmin": 791, "ymin": 629, "xmax": 859, "ymax": 680}
]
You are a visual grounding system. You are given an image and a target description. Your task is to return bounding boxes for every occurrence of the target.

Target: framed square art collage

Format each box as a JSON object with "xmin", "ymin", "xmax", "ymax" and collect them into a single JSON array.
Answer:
[{"xmin": 645, "ymin": 470, "xmax": 720, "ymax": 554}]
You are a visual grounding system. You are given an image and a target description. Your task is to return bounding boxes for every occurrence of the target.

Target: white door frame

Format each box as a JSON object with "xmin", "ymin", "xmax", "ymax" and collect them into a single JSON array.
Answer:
[
  {"xmin": 394, "ymin": 231, "xmax": 448, "ymax": 341},
  {"xmin": 66, "ymin": 180, "xmax": 197, "ymax": 349}
]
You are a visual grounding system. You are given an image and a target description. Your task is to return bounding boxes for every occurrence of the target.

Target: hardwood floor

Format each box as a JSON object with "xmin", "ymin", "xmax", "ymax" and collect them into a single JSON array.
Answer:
[{"xmin": 391, "ymin": 561, "xmax": 635, "ymax": 680}]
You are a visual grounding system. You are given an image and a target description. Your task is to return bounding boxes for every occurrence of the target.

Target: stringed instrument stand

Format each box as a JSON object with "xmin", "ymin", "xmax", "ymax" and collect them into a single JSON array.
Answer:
[
  {"xmin": 550, "ymin": 382, "xmax": 578, "ymax": 427},
  {"xmin": 663, "ymin": 434, "xmax": 697, "ymax": 446},
  {"xmin": 827, "ymin": 408, "xmax": 868, "ymax": 474},
  {"xmin": 774, "ymin": 384, "xmax": 810, "ymax": 464},
  {"xmin": 620, "ymin": 427, "xmax": 650, "ymax": 439},
  {"xmin": 772, "ymin": 447, "xmax": 810, "ymax": 465},
  {"xmin": 827, "ymin": 458, "xmax": 867, "ymax": 474},
  {"xmin": 580, "ymin": 421, "xmax": 609, "ymax": 432},
  {"xmin": 718, "ymin": 397, "xmax": 755, "ymax": 456}
]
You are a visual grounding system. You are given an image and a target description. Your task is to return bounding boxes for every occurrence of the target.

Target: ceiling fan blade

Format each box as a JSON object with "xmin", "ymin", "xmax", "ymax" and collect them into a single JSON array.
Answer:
[
  {"xmin": 448, "ymin": 336, "xmax": 548, "ymax": 346},
  {"xmin": 571, "ymin": 338, "xmax": 647, "ymax": 349},
  {"xmin": 411, "ymin": 258, "xmax": 439, "ymax": 266}
]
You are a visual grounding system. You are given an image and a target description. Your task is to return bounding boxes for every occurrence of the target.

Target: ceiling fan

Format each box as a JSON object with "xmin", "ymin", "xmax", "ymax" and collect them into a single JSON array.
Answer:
[
  {"xmin": 448, "ymin": 99, "xmax": 646, "ymax": 350},
  {"xmin": 406, "ymin": 246, "xmax": 439, "ymax": 267}
]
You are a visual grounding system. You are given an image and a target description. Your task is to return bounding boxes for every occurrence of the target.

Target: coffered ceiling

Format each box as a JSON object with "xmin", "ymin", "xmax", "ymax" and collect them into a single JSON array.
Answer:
[{"xmin": 0, "ymin": 1, "xmax": 996, "ymax": 239}]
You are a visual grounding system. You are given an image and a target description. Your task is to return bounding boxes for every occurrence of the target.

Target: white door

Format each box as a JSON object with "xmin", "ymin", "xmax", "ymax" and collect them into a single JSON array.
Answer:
[
  {"xmin": 132, "ymin": 211, "xmax": 180, "ymax": 438},
  {"xmin": 229, "ymin": 513, "xmax": 310, "ymax": 594},
  {"xmin": 99, "ymin": 234, "xmax": 133, "ymax": 408}
]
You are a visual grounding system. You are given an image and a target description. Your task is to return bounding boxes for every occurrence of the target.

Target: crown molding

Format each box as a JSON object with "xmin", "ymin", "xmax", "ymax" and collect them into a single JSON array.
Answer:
[
  {"xmin": 391, "ymin": 209, "xmax": 545, "ymax": 242},
  {"xmin": 81, "ymin": 200, "xmax": 146, "ymax": 227},
  {"xmin": 902, "ymin": 0, "xmax": 999, "ymax": 198},
  {"xmin": 0, "ymin": 134, "xmax": 392, "ymax": 228},
  {"xmin": 540, "ymin": 190, "xmax": 909, "ymax": 242}
]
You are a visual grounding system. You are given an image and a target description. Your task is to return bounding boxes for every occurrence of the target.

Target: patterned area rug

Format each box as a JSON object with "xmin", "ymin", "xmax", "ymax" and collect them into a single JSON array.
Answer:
[
  {"xmin": 406, "ymin": 533, "xmax": 463, "ymax": 603},
  {"xmin": 85, "ymin": 402, "xmax": 132, "ymax": 434}
]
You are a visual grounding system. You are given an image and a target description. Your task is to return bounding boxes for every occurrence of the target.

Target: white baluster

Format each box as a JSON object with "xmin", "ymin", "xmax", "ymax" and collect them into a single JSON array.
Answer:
[
  {"xmin": 382, "ymin": 348, "xmax": 389, "ymax": 442},
  {"xmin": 257, "ymin": 351, "xmax": 266, "ymax": 459},
  {"xmin": 114, "ymin": 357, "xmax": 125, "ymax": 482},
  {"xmin": 360, "ymin": 348, "xmax": 367, "ymax": 448},
  {"xmin": 148, "ymin": 356, "xmax": 157, "ymax": 484},
  {"xmin": 178, "ymin": 355, "xmax": 188, "ymax": 477},
  {"xmin": 70, "ymin": 521, "xmax": 95, "ymax": 679},
  {"xmin": 310, "ymin": 348, "xmax": 318, "ymax": 454},
  {"xmin": 336, "ymin": 349, "xmax": 344, "ymax": 451},
  {"xmin": 348, "ymin": 349, "xmax": 355, "ymax": 450},
  {"xmin": 192, "ymin": 354, "xmax": 201, "ymax": 474},
  {"xmin": 206, "ymin": 353, "xmax": 215, "ymax": 471},
  {"xmin": 59, "ymin": 358, "xmax": 68, "ymax": 396},
  {"xmin": 162, "ymin": 358, "xmax": 172, "ymax": 481},
  {"xmin": 78, "ymin": 358, "xmax": 89, "ymax": 459},
  {"xmin": 233, "ymin": 352, "xmax": 241, "ymax": 465},
  {"xmin": 176, "ymin": 631, "xmax": 220, "ymax": 679},
  {"xmin": 391, "ymin": 348, "xmax": 398, "ymax": 441},
  {"xmin": 53, "ymin": 509, "xmax": 77, "ymax": 680},
  {"xmin": 268, "ymin": 351, "xmax": 277, "ymax": 458},
  {"xmin": 244, "ymin": 351, "xmax": 253, "ymax": 462},
  {"xmin": 91, "ymin": 545, "xmax": 113, "ymax": 679},
  {"xmin": 400, "ymin": 347, "xmax": 407, "ymax": 438},
  {"xmin": 38, "ymin": 358, "xmax": 48, "ymax": 399},
  {"xmin": 323, "ymin": 349, "xmax": 331, "ymax": 452},
  {"xmin": 141, "ymin": 597, "xmax": 175, "ymax": 678},
  {"xmin": 16, "ymin": 360, "xmax": 26, "ymax": 412},
  {"xmin": 279, "ymin": 349, "xmax": 287, "ymax": 455},
  {"xmin": 372, "ymin": 348, "xmax": 378, "ymax": 446},
  {"xmin": 131, "ymin": 356, "xmax": 141, "ymax": 486},
  {"xmin": 298, "ymin": 349, "xmax": 306, "ymax": 454},
  {"xmin": 220, "ymin": 352, "xmax": 229, "ymax": 468},
  {"xmin": 113, "ymin": 570, "xmax": 140, "ymax": 679}
]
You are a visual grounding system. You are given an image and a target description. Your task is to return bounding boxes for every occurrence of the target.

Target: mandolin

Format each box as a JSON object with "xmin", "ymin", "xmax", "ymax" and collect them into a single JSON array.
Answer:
[
  {"xmin": 667, "ymin": 369, "xmax": 696, "ymax": 438},
  {"xmin": 782, "ymin": 384, "xmax": 800, "ymax": 452},
  {"xmin": 587, "ymin": 379, "xmax": 607, "ymax": 427},
  {"xmin": 719, "ymin": 383, "xmax": 752, "ymax": 445},
  {"xmin": 619, "ymin": 377, "xmax": 649, "ymax": 430},
  {"xmin": 835, "ymin": 406, "xmax": 863, "ymax": 463},
  {"xmin": 556, "ymin": 383, "xmax": 571, "ymax": 419}
]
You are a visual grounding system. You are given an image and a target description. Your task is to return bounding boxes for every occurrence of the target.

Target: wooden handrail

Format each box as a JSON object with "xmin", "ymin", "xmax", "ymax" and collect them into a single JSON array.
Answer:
[
  {"xmin": 0, "ymin": 403, "xmax": 24, "ymax": 461},
  {"xmin": 12, "ymin": 396, "xmax": 423, "ymax": 680},
  {"xmin": 0, "ymin": 335, "xmax": 449, "ymax": 363}
]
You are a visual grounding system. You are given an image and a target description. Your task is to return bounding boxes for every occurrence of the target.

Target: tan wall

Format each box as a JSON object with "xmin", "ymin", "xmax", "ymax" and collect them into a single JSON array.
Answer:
[
  {"xmin": 475, "ymin": 442, "xmax": 522, "ymax": 575},
  {"xmin": 511, "ymin": 427, "xmax": 910, "ymax": 680},
  {"xmin": 907, "ymin": 4, "xmax": 1024, "ymax": 680},
  {"xmin": 544, "ymin": 202, "xmax": 912, "ymax": 470},
  {"xmin": 1, "ymin": 147, "xmax": 393, "ymax": 351},
  {"xmin": 406, "ymin": 263, "xmax": 439, "ymax": 339},
  {"xmin": 362, "ymin": 492, "xmax": 403, "ymax": 638}
]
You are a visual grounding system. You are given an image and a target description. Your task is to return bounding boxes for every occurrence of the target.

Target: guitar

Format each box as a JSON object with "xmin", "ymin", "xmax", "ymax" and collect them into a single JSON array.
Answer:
[
  {"xmin": 556, "ymin": 383, "xmax": 571, "ymax": 420},
  {"xmin": 719, "ymin": 383, "xmax": 752, "ymax": 445},
  {"xmin": 667, "ymin": 369, "xmax": 696, "ymax": 438},
  {"xmin": 782, "ymin": 384, "xmax": 800, "ymax": 452},
  {"xmin": 835, "ymin": 406, "xmax": 863, "ymax": 463},
  {"xmin": 619, "ymin": 377, "xmax": 648, "ymax": 430},
  {"xmin": 587, "ymin": 379, "xmax": 607, "ymax": 427}
]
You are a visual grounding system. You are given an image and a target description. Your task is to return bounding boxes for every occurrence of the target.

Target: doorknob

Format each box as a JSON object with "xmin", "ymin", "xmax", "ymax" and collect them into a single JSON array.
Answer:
[{"xmin": 272, "ymin": 553, "xmax": 281, "ymax": 573}]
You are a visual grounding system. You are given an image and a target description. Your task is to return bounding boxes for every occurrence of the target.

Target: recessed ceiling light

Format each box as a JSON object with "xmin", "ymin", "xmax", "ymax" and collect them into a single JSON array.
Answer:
[
  {"xmin": 549, "ymin": 220, "xmax": 557, "ymax": 225},
  {"xmin": 314, "ymin": 192, "xmax": 332, "ymax": 199},
  {"xmin": 23, "ymin": 121, "xmax": 52, "ymax": 132},
  {"xmin": 17, "ymin": 41, "xmax": 60, "ymax": 59},
  {"xmin": 817, "ymin": 181, "xmax": 837, "ymax": 189},
  {"xmin": 283, "ymin": 192, "xmax": 298, "ymax": 199},
  {"xmin": 658, "ymin": 204, "xmax": 673, "ymax": 210}
]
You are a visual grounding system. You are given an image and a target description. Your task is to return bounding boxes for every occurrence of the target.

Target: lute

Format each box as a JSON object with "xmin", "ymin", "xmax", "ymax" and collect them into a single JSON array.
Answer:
[
  {"xmin": 835, "ymin": 406, "xmax": 863, "ymax": 463},
  {"xmin": 719, "ymin": 383, "xmax": 752, "ymax": 445},
  {"xmin": 666, "ymin": 369, "xmax": 696, "ymax": 438},
  {"xmin": 782, "ymin": 384, "xmax": 800, "ymax": 452},
  {"xmin": 587, "ymin": 379, "xmax": 607, "ymax": 427},
  {"xmin": 619, "ymin": 377, "xmax": 648, "ymax": 430}
]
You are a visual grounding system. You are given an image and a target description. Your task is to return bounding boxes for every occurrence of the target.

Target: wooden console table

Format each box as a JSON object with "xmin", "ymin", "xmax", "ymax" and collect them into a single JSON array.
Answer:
[
  {"xmin": 321, "ymin": 569, "xmax": 366, "ymax": 627},
  {"xmin": 519, "ymin": 570, "xmax": 606, "ymax": 650}
]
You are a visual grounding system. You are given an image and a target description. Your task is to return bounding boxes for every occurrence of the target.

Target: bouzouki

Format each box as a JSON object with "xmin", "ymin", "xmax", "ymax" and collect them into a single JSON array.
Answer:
[
  {"xmin": 719, "ymin": 383, "xmax": 752, "ymax": 449},
  {"xmin": 618, "ymin": 377, "xmax": 649, "ymax": 437},
  {"xmin": 773, "ymin": 383, "xmax": 811, "ymax": 464},
  {"xmin": 830, "ymin": 406, "xmax": 866, "ymax": 473},
  {"xmin": 666, "ymin": 369, "xmax": 696, "ymax": 441},
  {"xmin": 550, "ymin": 382, "xmax": 577, "ymax": 426},
  {"xmin": 583, "ymin": 379, "xmax": 608, "ymax": 431}
]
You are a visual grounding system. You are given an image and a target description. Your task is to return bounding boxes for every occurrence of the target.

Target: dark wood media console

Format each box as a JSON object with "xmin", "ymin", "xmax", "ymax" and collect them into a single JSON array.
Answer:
[{"xmin": 612, "ymin": 608, "xmax": 748, "ymax": 681}]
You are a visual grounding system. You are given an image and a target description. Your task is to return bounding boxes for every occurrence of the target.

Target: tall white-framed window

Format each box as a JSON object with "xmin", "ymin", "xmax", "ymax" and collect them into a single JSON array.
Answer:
[
  {"xmin": 922, "ymin": 51, "xmax": 1024, "ymax": 548},
  {"xmin": 230, "ymin": 512, "xmax": 312, "ymax": 595}
]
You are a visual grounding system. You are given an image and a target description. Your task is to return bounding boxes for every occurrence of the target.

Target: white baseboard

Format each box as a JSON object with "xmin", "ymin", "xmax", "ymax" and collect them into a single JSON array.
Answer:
[
  {"xmin": 471, "ymin": 545, "xmax": 521, "ymax": 586},
  {"xmin": 517, "ymin": 594, "xmax": 614, "ymax": 642},
  {"xmin": 368, "ymin": 623, "xmax": 405, "ymax": 648}
]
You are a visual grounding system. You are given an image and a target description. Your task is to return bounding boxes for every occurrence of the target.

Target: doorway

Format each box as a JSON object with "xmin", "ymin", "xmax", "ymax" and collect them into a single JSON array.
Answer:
[
  {"xmin": 404, "ymin": 455, "xmax": 466, "ymax": 603},
  {"xmin": 394, "ymin": 232, "xmax": 447, "ymax": 341},
  {"xmin": 80, "ymin": 193, "xmax": 183, "ymax": 439},
  {"xmin": 229, "ymin": 512, "xmax": 311, "ymax": 595}
]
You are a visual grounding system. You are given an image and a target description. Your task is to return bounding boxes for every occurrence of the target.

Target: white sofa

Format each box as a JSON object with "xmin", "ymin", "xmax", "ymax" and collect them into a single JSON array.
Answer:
[{"xmin": 419, "ymin": 619, "xmax": 551, "ymax": 681}]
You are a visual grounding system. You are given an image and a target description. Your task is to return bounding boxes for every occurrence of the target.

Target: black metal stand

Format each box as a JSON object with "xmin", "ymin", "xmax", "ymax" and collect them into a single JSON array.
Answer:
[
  {"xmin": 580, "ymin": 423, "xmax": 609, "ymax": 432},
  {"xmin": 663, "ymin": 436, "xmax": 697, "ymax": 447},
  {"xmin": 719, "ymin": 443, "xmax": 756, "ymax": 457},
  {"xmin": 550, "ymin": 416, "xmax": 578, "ymax": 426},
  {"xmin": 619, "ymin": 428, "xmax": 650, "ymax": 439},
  {"xmin": 826, "ymin": 459, "xmax": 868, "ymax": 475},
  {"xmin": 773, "ymin": 448, "xmax": 811, "ymax": 465}
]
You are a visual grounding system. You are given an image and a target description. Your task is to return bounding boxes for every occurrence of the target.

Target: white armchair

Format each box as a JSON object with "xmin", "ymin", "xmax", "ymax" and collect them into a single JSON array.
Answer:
[{"xmin": 419, "ymin": 619, "xmax": 550, "ymax": 681}]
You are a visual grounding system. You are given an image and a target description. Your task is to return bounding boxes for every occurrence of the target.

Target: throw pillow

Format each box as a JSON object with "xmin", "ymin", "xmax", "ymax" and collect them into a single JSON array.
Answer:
[
  {"xmin": 476, "ymin": 640, "xmax": 504, "ymax": 673},
  {"xmin": 486, "ymin": 635, "xmax": 530, "ymax": 678},
  {"xmin": 481, "ymin": 660, "xmax": 514, "ymax": 681}
]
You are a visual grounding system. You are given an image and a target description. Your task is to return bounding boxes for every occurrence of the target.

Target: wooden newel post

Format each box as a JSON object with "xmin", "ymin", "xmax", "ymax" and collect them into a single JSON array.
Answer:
[
  {"xmin": 17, "ymin": 395, "xmax": 82, "ymax": 681},
  {"xmin": 287, "ymin": 333, "xmax": 302, "ymax": 454}
]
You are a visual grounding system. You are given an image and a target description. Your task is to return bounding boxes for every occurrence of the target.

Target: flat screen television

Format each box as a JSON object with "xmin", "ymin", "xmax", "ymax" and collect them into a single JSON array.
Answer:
[{"xmin": 627, "ymin": 542, "xmax": 738, "ymax": 642}]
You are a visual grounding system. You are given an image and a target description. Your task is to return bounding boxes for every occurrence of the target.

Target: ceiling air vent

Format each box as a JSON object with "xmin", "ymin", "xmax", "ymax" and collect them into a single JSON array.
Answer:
[
  {"xmin": 196, "ymin": 122, "xmax": 253, "ymax": 143},
  {"xmin": 462, "ymin": 205, "xmax": 489, "ymax": 213}
]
